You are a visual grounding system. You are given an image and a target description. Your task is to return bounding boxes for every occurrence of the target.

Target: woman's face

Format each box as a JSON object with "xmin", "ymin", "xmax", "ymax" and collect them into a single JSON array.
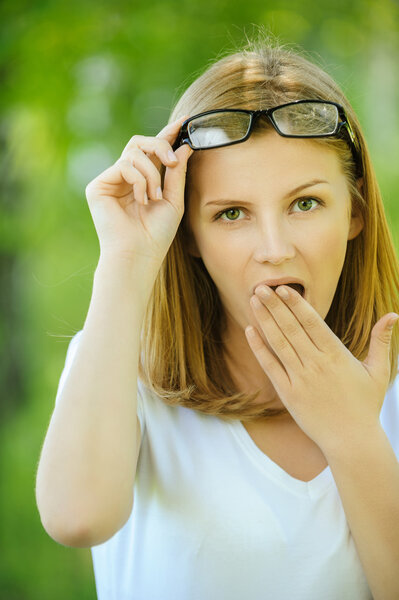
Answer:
[{"xmin": 184, "ymin": 130, "xmax": 363, "ymax": 383}]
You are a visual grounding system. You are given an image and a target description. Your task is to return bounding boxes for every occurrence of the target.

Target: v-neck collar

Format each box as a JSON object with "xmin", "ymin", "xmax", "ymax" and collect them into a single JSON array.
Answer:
[{"xmin": 228, "ymin": 419, "xmax": 334, "ymax": 499}]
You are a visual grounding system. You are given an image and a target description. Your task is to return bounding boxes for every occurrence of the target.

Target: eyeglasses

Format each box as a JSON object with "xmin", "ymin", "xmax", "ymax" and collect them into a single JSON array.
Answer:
[{"xmin": 172, "ymin": 100, "xmax": 362, "ymax": 176}]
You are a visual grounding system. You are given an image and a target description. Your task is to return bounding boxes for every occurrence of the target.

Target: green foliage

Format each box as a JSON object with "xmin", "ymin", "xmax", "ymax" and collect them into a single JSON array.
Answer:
[{"xmin": 0, "ymin": 0, "xmax": 398, "ymax": 597}]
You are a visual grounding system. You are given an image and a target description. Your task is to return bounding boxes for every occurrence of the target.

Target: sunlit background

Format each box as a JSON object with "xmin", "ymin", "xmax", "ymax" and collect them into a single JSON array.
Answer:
[{"xmin": 1, "ymin": 1, "xmax": 398, "ymax": 598}]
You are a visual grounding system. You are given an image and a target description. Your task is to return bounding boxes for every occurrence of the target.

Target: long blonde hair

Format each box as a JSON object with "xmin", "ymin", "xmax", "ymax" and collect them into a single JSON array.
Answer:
[{"xmin": 138, "ymin": 32, "xmax": 399, "ymax": 423}]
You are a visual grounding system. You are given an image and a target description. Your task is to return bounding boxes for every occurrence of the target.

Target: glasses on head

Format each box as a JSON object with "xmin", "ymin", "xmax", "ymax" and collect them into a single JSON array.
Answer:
[{"xmin": 172, "ymin": 100, "xmax": 362, "ymax": 177}]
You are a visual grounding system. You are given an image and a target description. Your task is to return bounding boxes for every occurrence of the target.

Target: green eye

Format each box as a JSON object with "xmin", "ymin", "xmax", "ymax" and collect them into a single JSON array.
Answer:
[
  {"xmin": 215, "ymin": 196, "xmax": 323, "ymax": 223},
  {"xmin": 292, "ymin": 197, "xmax": 321, "ymax": 212},
  {"xmin": 220, "ymin": 208, "xmax": 242, "ymax": 221}
]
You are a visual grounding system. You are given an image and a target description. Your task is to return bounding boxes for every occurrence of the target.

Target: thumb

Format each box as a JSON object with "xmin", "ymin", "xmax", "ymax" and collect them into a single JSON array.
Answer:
[
  {"xmin": 162, "ymin": 143, "xmax": 194, "ymax": 213},
  {"xmin": 363, "ymin": 313, "xmax": 398, "ymax": 376}
]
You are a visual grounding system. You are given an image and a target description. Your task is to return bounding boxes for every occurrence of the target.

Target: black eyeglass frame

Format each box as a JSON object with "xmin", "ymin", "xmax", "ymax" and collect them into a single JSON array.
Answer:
[{"xmin": 172, "ymin": 99, "xmax": 362, "ymax": 177}]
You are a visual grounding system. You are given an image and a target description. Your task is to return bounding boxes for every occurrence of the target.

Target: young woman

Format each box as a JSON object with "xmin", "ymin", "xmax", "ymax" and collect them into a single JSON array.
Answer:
[{"xmin": 36, "ymin": 36, "xmax": 399, "ymax": 600}]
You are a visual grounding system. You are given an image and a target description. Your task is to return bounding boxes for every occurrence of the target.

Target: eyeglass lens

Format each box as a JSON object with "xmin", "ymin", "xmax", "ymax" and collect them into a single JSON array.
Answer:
[
  {"xmin": 272, "ymin": 102, "xmax": 339, "ymax": 136},
  {"xmin": 187, "ymin": 103, "xmax": 340, "ymax": 148},
  {"xmin": 188, "ymin": 111, "xmax": 251, "ymax": 148}
]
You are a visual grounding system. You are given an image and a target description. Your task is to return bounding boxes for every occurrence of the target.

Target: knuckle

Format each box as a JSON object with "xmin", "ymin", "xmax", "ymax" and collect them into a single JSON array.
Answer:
[
  {"xmin": 303, "ymin": 313, "xmax": 318, "ymax": 328},
  {"xmin": 85, "ymin": 185, "xmax": 96, "ymax": 203},
  {"xmin": 134, "ymin": 170, "xmax": 146, "ymax": 183},
  {"xmin": 119, "ymin": 160, "xmax": 144, "ymax": 182},
  {"xmin": 119, "ymin": 149, "xmax": 139, "ymax": 163},
  {"xmin": 269, "ymin": 297, "xmax": 279, "ymax": 309},
  {"xmin": 284, "ymin": 322, "xmax": 298, "ymax": 337},
  {"xmin": 159, "ymin": 139, "xmax": 173, "ymax": 152},
  {"xmin": 128, "ymin": 147, "xmax": 142, "ymax": 157},
  {"xmin": 85, "ymin": 180, "xmax": 96, "ymax": 194},
  {"xmin": 116, "ymin": 157, "xmax": 131, "ymax": 166},
  {"xmin": 130, "ymin": 134, "xmax": 144, "ymax": 144},
  {"xmin": 120, "ymin": 137, "xmax": 142, "ymax": 155},
  {"xmin": 290, "ymin": 293, "xmax": 302, "ymax": 306},
  {"xmin": 274, "ymin": 337, "xmax": 288, "ymax": 353}
]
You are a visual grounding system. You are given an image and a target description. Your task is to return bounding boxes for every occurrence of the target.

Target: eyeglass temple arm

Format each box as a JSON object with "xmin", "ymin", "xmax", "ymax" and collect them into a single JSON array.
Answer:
[
  {"xmin": 338, "ymin": 119, "xmax": 362, "ymax": 176},
  {"xmin": 172, "ymin": 122, "xmax": 191, "ymax": 151}
]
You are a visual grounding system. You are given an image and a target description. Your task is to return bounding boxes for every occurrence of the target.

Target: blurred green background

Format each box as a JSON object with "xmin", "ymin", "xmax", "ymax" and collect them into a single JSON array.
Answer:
[{"xmin": 1, "ymin": 0, "xmax": 398, "ymax": 598}]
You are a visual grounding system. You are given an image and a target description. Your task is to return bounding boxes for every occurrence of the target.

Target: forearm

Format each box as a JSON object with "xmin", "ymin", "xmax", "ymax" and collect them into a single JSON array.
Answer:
[
  {"xmin": 36, "ymin": 257, "xmax": 156, "ymax": 540},
  {"xmin": 325, "ymin": 426, "xmax": 399, "ymax": 600}
]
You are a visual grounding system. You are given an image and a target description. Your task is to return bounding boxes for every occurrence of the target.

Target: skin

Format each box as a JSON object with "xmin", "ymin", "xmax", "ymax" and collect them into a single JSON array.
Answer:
[{"xmin": 184, "ymin": 129, "xmax": 364, "ymax": 421}]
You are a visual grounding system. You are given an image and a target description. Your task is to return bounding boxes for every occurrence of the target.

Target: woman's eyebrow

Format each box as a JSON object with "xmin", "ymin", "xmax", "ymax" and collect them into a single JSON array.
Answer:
[{"xmin": 203, "ymin": 179, "xmax": 329, "ymax": 207}]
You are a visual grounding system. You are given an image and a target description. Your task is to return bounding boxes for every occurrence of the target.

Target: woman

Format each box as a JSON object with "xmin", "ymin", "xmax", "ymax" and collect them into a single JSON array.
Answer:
[{"xmin": 36, "ymin": 35, "xmax": 399, "ymax": 599}]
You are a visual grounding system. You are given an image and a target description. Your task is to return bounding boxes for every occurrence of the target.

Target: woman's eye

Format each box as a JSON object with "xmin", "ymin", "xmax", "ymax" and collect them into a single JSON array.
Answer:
[
  {"xmin": 215, "ymin": 197, "xmax": 323, "ymax": 223},
  {"xmin": 291, "ymin": 196, "xmax": 322, "ymax": 213},
  {"xmin": 215, "ymin": 207, "xmax": 244, "ymax": 222}
]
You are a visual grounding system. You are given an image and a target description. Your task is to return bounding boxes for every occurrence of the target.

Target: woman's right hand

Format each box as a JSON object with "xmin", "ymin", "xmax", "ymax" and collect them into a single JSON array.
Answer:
[{"xmin": 85, "ymin": 115, "xmax": 194, "ymax": 267}]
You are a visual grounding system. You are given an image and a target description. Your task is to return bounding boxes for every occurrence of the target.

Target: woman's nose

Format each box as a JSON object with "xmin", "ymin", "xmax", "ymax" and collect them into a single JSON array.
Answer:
[{"xmin": 252, "ymin": 222, "xmax": 296, "ymax": 264}]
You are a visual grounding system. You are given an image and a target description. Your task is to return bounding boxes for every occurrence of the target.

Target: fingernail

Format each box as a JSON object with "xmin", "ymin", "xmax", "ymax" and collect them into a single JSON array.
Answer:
[
  {"xmin": 388, "ymin": 314, "xmax": 399, "ymax": 329},
  {"xmin": 156, "ymin": 186, "xmax": 163, "ymax": 200},
  {"xmin": 168, "ymin": 150, "xmax": 178, "ymax": 162},
  {"xmin": 275, "ymin": 286, "xmax": 289, "ymax": 299}
]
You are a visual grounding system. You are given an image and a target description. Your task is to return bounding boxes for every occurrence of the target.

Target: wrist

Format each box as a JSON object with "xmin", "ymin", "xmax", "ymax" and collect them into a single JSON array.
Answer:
[
  {"xmin": 322, "ymin": 422, "xmax": 385, "ymax": 464},
  {"xmin": 97, "ymin": 252, "xmax": 159, "ymax": 282}
]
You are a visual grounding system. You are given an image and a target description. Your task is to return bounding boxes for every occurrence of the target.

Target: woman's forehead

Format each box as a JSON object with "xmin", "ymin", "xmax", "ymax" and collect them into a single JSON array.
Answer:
[{"xmin": 187, "ymin": 132, "xmax": 344, "ymax": 194}]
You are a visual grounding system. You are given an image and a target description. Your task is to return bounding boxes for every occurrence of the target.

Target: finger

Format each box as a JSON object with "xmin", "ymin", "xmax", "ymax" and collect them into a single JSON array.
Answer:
[
  {"xmin": 162, "ymin": 142, "xmax": 194, "ymax": 211},
  {"xmin": 86, "ymin": 160, "xmax": 148, "ymax": 206},
  {"xmin": 245, "ymin": 325, "xmax": 290, "ymax": 390},
  {"xmin": 153, "ymin": 115, "xmax": 190, "ymax": 169},
  {"xmin": 121, "ymin": 116, "xmax": 190, "ymax": 172},
  {"xmin": 254, "ymin": 286, "xmax": 316, "ymax": 356},
  {"xmin": 113, "ymin": 159, "xmax": 148, "ymax": 204},
  {"xmin": 118, "ymin": 160, "xmax": 148, "ymax": 204},
  {"xmin": 250, "ymin": 295, "xmax": 303, "ymax": 375},
  {"xmin": 120, "ymin": 148, "xmax": 163, "ymax": 201},
  {"xmin": 274, "ymin": 285, "xmax": 342, "ymax": 355},
  {"xmin": 121, "ymin": 135, "xmax": 180, "ymax": 172},
  {"xmin": 156, "ymin": 114, "xmax": 190, "ymax": 142}
]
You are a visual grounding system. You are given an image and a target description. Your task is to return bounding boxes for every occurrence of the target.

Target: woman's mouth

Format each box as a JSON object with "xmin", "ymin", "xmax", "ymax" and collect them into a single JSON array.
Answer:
[{"xmin": 268, "ymin": 283, "xmax": 305, "ymax": 297}]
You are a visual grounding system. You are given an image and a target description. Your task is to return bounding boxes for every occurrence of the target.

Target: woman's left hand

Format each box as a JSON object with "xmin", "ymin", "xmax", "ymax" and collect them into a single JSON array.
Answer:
[{"xmin": 245, "ymin": 284, "xmax": 398, "ymax": 458}]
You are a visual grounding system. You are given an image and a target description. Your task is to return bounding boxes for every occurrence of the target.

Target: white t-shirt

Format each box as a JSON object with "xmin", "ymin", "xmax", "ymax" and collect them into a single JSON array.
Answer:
[{"xmin": 55, "ymin": 330, "xmax": 399, "ymax": 600}]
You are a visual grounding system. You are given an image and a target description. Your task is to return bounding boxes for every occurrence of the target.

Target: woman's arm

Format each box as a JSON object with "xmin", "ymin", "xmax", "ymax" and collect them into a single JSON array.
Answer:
[
  {"xmin": 36, "ymin": 257, "xmax": 155, "ymax": 547},
  {"xmin": 325, "ymin": 426, "xmax": 399, "ymax": 600}
]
